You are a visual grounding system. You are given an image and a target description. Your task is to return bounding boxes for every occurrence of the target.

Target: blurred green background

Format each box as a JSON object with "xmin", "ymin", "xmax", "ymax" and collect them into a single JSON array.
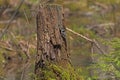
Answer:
[{"xmin": 0, "ymin": 0, "xmax": 120, "ymax": 80}]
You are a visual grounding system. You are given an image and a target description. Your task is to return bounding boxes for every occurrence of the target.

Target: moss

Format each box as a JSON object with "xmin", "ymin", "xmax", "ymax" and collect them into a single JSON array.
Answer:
[{"xmin": 36, "ymin": 64, "xmax": 84, "ymax": 80}]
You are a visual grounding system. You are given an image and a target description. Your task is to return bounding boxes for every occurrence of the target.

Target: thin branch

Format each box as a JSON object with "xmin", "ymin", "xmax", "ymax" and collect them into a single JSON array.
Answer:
[
  {"xmin": 0, "ymin": 40, "xmax": 14, "ymax": 51},
  {"xmin": 66, "ymin": 27, "xmax": 93, "ymax": 42},
  {"xmin": 66, "ymin": 27, "xmax": 106, "ymax": 55},
  {"xmin": 23, "ymin": 9, "xmax": 30, "ymax": 24},
  {"xmin": 92, "ymin": 39, "xmax": 106, "ymax": 55},
  {"xmin": 67, "ymin": 27, "xmax": 120, "ymax": 72},
  {"xmin": 0, "ymin": 20, "xmax": 16, "ymax": 24},
  {"xmin": 0, "ymin": 0, "xmax": 25, "ymax": 40},
  {"xmin": 20, "ymin": 61, "xmax": 31, "ymax": 80},
  {"xmin": 0, "ymin": 45, "xmax": 15, "ymax": 52}
]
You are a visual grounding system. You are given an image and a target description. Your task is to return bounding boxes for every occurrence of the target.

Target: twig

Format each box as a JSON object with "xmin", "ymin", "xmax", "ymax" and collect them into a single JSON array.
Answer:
[
  {"xmin": 0, "ymin": 41, "xmax": 15, "ymax": 51},
  {"xmin": 92, "ymin": 39, "xmax": 106, "ymax": 56},
  {"xmin": 0, "ymin": 6, "xmax": 7, "ymax": 18},
  {"xmin": 66, "ymin": 27, "xmax": 93, "ymax": 42},
  {"xmin": 20, "ymin": 61, "xmax": 31, "ymax": 80},
  {"xmin": 67, "ymin": 27, "xmax": 120, "ymax": 71},
  {"xmin": 0, "ymin": 20, "xmax": 16, "ymax": 24},
  {"xmin": 23, "ymin": 9, "xmax": 30, "ymax": 24},
  {"xmin": 66, "ymin": 27, "xmax": 106, "ymax": 55},
  {"xmin": 0, "ymin": 45, "xmax": 15, "ymax": 52},
  {"xmin": 0, "ymin": 0, "xmax": 25, "ymax": 40}
]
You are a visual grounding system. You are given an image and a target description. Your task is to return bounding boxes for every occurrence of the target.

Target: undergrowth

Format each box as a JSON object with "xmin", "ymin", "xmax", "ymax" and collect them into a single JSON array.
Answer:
[{"xmin": 34, "ymin": 64, "xmax": 84, "ymax": 80}]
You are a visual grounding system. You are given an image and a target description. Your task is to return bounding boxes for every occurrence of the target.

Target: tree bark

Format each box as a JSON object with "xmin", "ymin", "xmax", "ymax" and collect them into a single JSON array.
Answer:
[{"xmin": 35, "ymin": 4, "xmax": 69, "ymax": 77}]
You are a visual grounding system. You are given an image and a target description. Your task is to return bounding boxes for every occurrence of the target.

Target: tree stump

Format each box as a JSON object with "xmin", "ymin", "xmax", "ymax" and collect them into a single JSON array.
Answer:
[{"xmin": 35, "ymin": 4, "xmax": 70, "ymax": 79}]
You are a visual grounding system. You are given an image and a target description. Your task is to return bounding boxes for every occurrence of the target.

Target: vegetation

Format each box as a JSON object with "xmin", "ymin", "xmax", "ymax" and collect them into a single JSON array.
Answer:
[
  {"xmin": 0, "ymin": 0, "xmax": 120, "ymax": 80},
  {"xmin": 89, "ymin": 38, "xmax": 120, "ymax": 79},
  {"xmin": 34, "ymin": 64, "xmax": 84, "ymax": 80}
]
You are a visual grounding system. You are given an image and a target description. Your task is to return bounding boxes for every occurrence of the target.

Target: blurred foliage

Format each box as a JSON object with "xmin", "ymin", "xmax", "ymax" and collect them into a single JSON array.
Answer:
[
  {"xmin": 89, "ymin": 38, "xmax": 120, "ymax": 79},
  {"xmin": 0, "ymin": 0, "xmax": 120, "ymax": 79}
]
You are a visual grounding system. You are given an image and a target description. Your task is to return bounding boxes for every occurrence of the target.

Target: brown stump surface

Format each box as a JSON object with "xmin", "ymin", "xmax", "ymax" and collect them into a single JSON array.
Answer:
[{"xmin": 35, "ymin": 4, "xmax": 69, "ymax": 75}]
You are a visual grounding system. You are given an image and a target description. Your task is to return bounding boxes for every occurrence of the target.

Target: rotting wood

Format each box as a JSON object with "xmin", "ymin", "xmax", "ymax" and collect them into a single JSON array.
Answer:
[{"xmin": 35, "ymin": 4, "xmax": 69, "ymax": 75}]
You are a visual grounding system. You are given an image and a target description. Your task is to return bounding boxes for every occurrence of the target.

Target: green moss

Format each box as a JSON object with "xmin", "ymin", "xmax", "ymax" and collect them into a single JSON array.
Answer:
[{"xmin": 36, "ymin": 64, "xmax": 84, "ymax": 80}]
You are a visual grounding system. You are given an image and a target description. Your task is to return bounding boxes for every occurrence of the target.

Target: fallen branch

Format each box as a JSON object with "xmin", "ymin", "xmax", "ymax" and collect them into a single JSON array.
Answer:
[
  {"xmin": 66, "ymin": 27, "xmax": 106, "ymax": 55},
  {"xmin": 66, "ymin": 27, "xmax": 93, "ymax": 42},
  {"xmin": 67, "ymin": 27, "xmax": 120, "ymax": 71}
]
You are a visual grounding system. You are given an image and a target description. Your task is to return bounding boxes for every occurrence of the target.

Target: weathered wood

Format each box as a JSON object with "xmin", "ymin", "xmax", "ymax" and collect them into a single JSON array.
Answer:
[{"xmin": 35, "ymin": 4, "xmax": 69, "ymax": 75}]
